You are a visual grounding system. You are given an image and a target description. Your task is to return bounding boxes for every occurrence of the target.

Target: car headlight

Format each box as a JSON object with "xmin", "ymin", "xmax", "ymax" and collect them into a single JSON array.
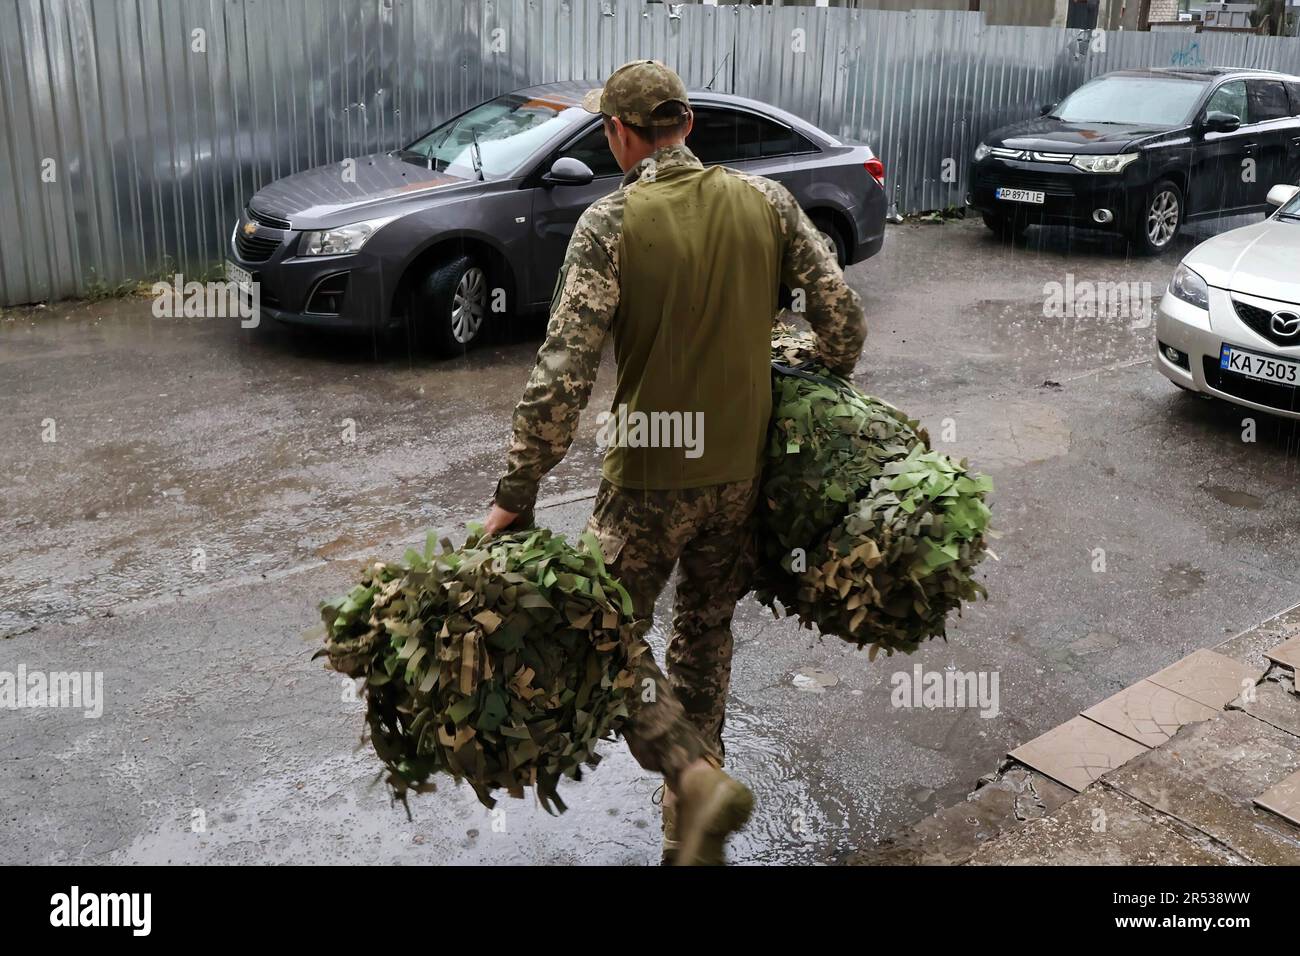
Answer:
[
  {"xmin": 973, "ymin": 143, "xmax": 991, "ymax": 162},
  {"xmin": 1069, "ymin": 153, "xmax": 1139, "ymax": 173},
  {"xmin": 299, "ymin": 216, "xmax": 397, "ymax": 256},
  {"xmin": 1168, "ymin": 263, "xmax": 1209, "ymax": 310}
]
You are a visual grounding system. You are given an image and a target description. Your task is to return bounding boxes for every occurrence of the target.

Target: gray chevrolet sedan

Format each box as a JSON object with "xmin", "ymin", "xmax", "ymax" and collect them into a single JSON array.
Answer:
[{"xmin": 228, "ymin": 80, "xmax": 886, "ymax": 355}]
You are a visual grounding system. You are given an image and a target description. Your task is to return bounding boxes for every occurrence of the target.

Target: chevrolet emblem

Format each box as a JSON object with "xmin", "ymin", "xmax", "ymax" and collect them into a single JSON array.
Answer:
[{"xmin": 243, "ymin": 221, "xmax": 257, "ymax": 236}]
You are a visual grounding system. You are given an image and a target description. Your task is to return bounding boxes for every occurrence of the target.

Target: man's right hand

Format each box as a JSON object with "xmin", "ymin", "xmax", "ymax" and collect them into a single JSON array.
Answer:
[{"xmin": 482, "ymin": 503, "xmax": 520, "ymax": 537}]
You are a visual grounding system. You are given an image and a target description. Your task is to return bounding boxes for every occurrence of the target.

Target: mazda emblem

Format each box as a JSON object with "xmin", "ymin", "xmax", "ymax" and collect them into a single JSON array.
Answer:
[{"xmin": 1270, "ymin": 310, "xmax": 1300, "ymax": 338}]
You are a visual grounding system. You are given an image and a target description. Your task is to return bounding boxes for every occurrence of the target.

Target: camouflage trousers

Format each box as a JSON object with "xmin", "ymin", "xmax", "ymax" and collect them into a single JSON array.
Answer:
[{"xmin": 583, "ymin": 476, "xmax": 760, "ymax": 788}]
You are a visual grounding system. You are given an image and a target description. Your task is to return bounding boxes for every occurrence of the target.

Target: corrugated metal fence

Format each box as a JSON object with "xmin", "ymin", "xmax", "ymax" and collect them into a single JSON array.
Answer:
[{"xmin": 2, "ymin": 0, "xmax": 1299, "ymax": 305}]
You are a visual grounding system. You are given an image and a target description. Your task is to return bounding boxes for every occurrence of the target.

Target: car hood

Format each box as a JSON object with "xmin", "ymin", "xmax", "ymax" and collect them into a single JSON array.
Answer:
[
  {"xmin": 1184, "ymin": 217, "xmax": 1300, "ymax": 304},
  {"xmin": 988, "ymin": 116, "xmax": 1171, "ymax": 154},
  {"xmin": 248, "ymin": 152, "xmax": 477, "ymax": 227}
]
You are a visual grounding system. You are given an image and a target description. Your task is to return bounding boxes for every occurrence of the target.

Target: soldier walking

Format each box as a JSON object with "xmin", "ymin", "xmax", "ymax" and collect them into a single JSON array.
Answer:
[{"xmin": 484, "ymin": 60, "xmax": 866, "ymax": 864}]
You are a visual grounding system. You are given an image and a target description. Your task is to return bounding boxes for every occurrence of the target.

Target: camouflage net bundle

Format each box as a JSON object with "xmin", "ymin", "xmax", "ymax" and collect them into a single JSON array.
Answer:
[
  {"xmin": 316, "ymin": 527, "xmax": 641, "ymax": 813},
  {"xmin": 757, "ymin": 325, "xmax": 993, "ymax": 656}
]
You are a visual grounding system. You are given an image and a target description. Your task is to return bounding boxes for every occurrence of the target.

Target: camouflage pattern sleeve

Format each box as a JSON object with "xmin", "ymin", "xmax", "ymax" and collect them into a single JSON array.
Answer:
[
  {"xmin": 734, "ymin": 173, "xmax": 867, "ymax": 376},
  {"xmin": 492, "ymin": 194, "xmax": 624, "ymax": 515}
]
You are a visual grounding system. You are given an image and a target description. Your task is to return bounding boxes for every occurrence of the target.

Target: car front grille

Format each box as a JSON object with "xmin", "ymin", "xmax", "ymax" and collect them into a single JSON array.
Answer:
[
  {"xmin": 1233, "ymin": 298, "xmax": 1300, "ymax": 348},
  {"xmin": 235, "ymin": 230, "xmax": 281, "ymax": 263},
  {"xmin": 974, "ymin": 168, "xmax": 1074, "ymax": 198},
  {"xmin": 247, "ymin": 205, "xmax": 291, "ymax": 229},
  {"xmin": 1202, "ymin": 356, "xmax": 1300, "ymax": 414}
]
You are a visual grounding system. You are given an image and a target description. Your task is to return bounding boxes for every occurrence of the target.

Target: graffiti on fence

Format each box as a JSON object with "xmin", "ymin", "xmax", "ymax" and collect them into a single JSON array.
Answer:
[{"xmin": 1170, "ymin": 40, "xmax": 1205, "ymax": 67}]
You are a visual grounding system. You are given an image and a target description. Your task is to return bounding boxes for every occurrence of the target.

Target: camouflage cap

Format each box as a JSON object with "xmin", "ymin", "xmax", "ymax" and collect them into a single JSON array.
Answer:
[{"xmin": 581, "ymin": 60, "xmax": 690, "ymax": 127}]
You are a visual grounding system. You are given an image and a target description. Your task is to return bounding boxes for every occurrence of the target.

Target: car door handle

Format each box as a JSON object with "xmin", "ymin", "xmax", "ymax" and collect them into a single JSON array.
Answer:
[{"xmin": 1240, "ymin": 142, "xmax": 1257, "ymax": 153}]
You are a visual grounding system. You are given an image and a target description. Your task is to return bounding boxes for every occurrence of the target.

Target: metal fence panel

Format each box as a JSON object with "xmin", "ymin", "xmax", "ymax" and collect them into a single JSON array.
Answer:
[{"xmin": 2, "ymin": 0, "xmax": 1299, "ymax": 306}]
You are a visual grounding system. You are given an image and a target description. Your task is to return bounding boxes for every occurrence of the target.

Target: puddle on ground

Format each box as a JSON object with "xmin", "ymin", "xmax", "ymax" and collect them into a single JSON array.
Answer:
[
  {"xmin": 107, "ymin": 694, "xmax": 852, "ymax": 866},
  {"xmin": 1204, "ymin": 485, "xmax": 1265, "ymax": 510},
  {"xmin": 1159, "ymin": 562, "xmax": 1206, "ymax": 601}
]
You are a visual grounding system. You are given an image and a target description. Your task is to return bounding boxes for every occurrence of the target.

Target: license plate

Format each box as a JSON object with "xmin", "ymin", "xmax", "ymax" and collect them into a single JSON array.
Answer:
[
  {"xmin": 1220, "ymin": 344, "xmax": 1300, "ymax": 386},
  {"xmin": 995, "ymin": 187, "xmax": 1045, "ymax": 204},
  {"xmin": 226, "ymin": 260, "xmax": 254, "ymax": 293}
]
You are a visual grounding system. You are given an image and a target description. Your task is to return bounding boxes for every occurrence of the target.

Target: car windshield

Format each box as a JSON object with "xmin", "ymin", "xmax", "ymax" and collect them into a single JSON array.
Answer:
[
  {"xmin": 1052, "ymin": 75, "xmax": 1208, "ymax": 126},
  {"xmin": 403, "ymin": 93, "xmax": 576, "ymax": 179},
  {"xmin": 1278, "ymin": 189, "xmax": 1300, "ymax": 219}
]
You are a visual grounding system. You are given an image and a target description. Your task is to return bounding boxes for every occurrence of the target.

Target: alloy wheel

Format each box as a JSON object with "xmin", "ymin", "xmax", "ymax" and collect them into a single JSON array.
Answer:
[
  {"xmin": 1146, "ymin": 190, "xmax": 1179, "ymax": 248},
  {"xmin": 451, "ymin": 266, "xmax": 487, "ymax": 344}
]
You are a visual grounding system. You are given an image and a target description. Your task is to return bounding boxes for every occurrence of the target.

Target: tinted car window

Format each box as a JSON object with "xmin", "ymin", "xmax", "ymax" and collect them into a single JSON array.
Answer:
[
  {"xmin": 1248, "ymin": 80, "xmax": 1291, "ymax": 122},
  {"xmin": 1052, "ymin": 75, "xmax": 1207, "ymax": 125},
  {"xmin": 1204, "ymin": 81, "xmax": 1249, "ymax": 124},
  {"xmin": 1288, "ymin": 82, "xmax": 1300, "ymax": 115},
  {"xmin": 559, "ymin": 125, "xmax": 622, "ymax": 178},
  {"xmin": 760, "ymin": 122, "xmax": 816, "ymax": 157},
  {"xmin": 687, "ymin": 108, "xmax": 807, "ymax": 164}
]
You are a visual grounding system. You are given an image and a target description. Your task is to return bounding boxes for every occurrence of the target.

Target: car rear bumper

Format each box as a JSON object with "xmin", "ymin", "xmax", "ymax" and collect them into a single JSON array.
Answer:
[
  {"xmin": 1156, "ymin": 285, "xmax": 1300, "ymax": 419},
  {"xmin": 848, "ymin": 180, "xmax": 887, "ymax": 264},
  {"xmin": 968, "ymin": 158, "xmax": 1136, "ymax": 229}
]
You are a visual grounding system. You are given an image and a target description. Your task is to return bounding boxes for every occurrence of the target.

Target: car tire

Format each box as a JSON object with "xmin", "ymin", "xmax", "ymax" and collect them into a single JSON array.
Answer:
[
  {"xmin": 981, "ymin": 212, "xmax": 1026, "ymax": 242},
  {"xmin": 811, "ymin": 214, "xmax": 848, "ymax": 267},
  {"xmin": 1130, "ymin": 179, "xmax": 1183, "ymax": 256},
  {"xmin": 411, "ymin": 255, "xmax": 489, "ymax": 357}
]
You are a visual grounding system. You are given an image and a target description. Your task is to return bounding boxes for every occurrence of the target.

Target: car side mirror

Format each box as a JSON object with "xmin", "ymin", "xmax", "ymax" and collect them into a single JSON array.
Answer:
[
  {"xmin": 1267, "ymin": 183, "xmax": 1300, "ymax": 207},
  {"xmin": 1039, "ymin": 102, "xmax": 1056, "ymax": 117},
  {"xmin": 1203, "ymin": 111, "xmax": 1241, "ymax": 133},
  {"xmin": 542, "ymin": 157, "xmax": 595, "ymax": 187}
]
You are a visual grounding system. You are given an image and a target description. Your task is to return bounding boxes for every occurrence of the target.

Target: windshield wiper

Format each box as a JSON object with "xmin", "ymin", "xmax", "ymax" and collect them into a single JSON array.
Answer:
[
  {"xmin": 392, "ymin": 147, "xmax": 433, "ymax": 169},
  {"xmin": 469, "ymin": 128, "xmax": 484, "ymax": 181},
  {"xmin": 1276, "ymin": 212, "xmax": 1300, "ymax": 222}
]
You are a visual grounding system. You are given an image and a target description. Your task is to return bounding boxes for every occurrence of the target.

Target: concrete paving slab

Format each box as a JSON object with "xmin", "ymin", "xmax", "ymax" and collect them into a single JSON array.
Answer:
[
  {"xmin": 1009, "ymin": 715, "xmax": 1148, "ymax": 792},
  {"xmin": 1254, "ymin": 768, "xmax": 1300, "ymax": 828},
  {"xmin": 967, "ymin": 787, "xmax": 1245, "ymax": 865},
  {"xmin": 1146, "ymin": 649, "xmax": 1263, "ymax": 710},
  {"xmin": 844, "ymin": 766, "xmax": 1075, "ymax": 865},
  {"xmin": 1231, "ymin": 673, "xmax": 1300, "ymax": 738},
  {"xmin": 1105, "ymin": 711, "xmax": 1300, "ymax": 864},
  {"xmin": 1266, "ymin": 635, "xmax": 1300, "ymax": 672},
  {"xmin": 1083, "ymin": 678, "xmax": 1220, "ymax": 748},
  {"xmin": 1215, "ymin": 603, "xmax": 1300, "ymax": 671}
]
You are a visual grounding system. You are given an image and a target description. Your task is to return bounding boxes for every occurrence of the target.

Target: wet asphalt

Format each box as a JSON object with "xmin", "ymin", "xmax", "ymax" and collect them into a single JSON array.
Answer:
[{"xmin": 2, "ymin": 214, "xmax": 1299, "ymax": 864}]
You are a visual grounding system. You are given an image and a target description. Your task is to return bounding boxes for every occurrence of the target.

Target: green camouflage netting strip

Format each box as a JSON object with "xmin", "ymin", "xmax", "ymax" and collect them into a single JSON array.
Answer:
[
  {"xmin": 758, "ymin": 325, "xmax": 993, "ymax": 657},
  {"xmin": 314, "ymin": 527, "xmax": 642, "ymax": 814}
]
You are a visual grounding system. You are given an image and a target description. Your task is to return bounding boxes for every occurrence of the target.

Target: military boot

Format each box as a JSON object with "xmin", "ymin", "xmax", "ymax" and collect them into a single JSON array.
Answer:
[
  {"xmin": 653, "ymin": 783, "xmax": 680, "ymax": 865},
  {"xmin": 672, "ymin": 762, "xmax": 753, "ymax": 866}
]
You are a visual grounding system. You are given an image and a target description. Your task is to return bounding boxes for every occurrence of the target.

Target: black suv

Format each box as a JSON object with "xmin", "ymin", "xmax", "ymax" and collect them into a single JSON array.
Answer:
[{"xmin": 969, "ymin": 68, "xmax": 1300, "ymax": 253}]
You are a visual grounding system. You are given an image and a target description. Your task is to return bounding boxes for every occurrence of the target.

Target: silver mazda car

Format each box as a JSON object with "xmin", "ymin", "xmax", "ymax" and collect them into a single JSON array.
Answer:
[
  {"xmin": 226, "ymin": 80, "xmax": 887, "ymax": 356},
  {"xmin": 1156, "ymin": 182, "xmax": 1300, "ymax": 418}
]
